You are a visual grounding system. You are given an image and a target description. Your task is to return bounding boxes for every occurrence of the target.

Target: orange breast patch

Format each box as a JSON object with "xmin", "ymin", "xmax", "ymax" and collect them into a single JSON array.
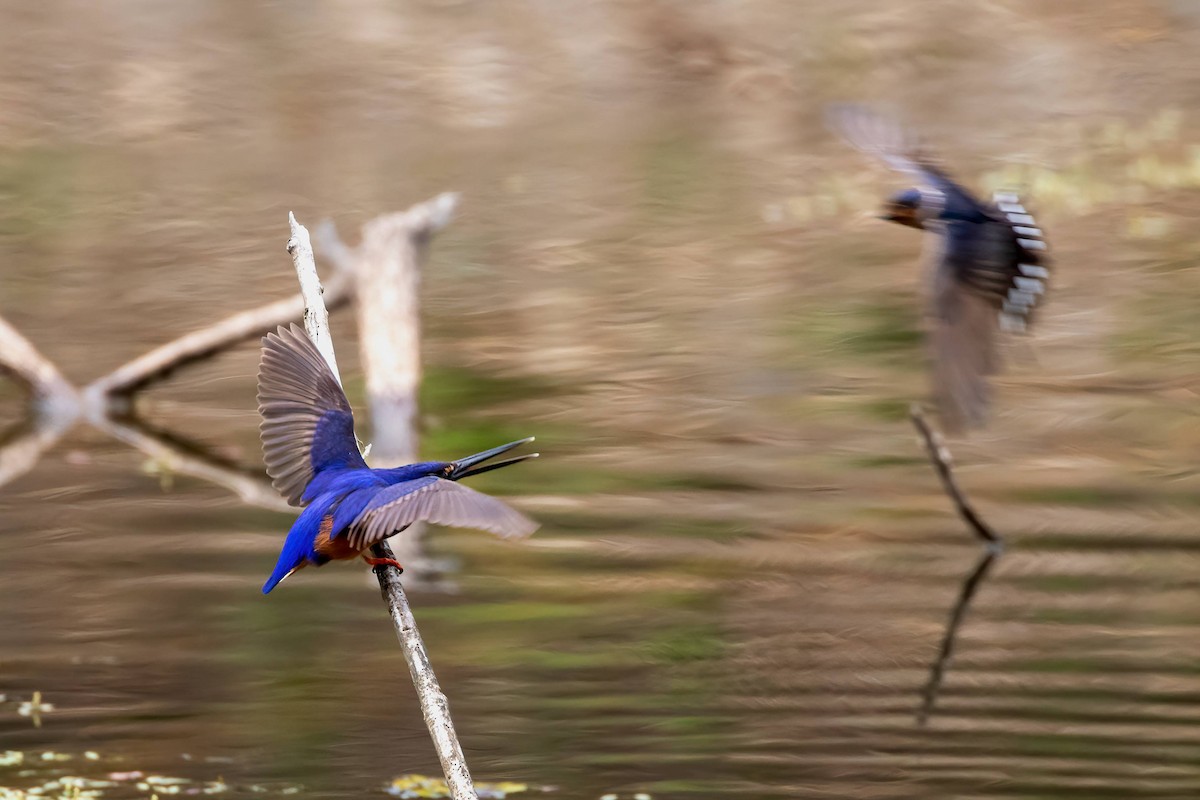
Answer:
[{"xmin": 312, "ymin": 515, "xmax": 363, "ymax": 561}]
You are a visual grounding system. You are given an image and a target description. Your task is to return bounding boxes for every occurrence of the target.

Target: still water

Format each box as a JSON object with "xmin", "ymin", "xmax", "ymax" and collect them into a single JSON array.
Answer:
[{"xmin": 3, "ymin": 2, "xmax": 1200, "ymax": 798}]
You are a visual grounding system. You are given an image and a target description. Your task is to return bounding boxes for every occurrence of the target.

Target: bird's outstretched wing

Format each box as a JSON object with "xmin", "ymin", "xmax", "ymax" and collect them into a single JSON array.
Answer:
[
  {"xmin": 925, "ymin": 220, "xmax": 1018, "ymax": 433},
  {"xmin": 929, "ymin": 275, "xmax": 1000, "ymax": 434},
  {"xmin": 346, "ymin": 477, "xmax": 538, "ymax": 550},
  {"xmin": 987, "ymin": 192, "xmax": 1052, "ymax": 333},
  {"xmin": 258, "ymin": 324, "xmax": 367, "ymax": 506},
  {"xmin": 826, "ymin": 104, "xmax": 984, "ymax": 212},
  {"xmin": 928, "ymin": 201, "xmax": 1050, "ymax": 433},
  {"xmin": 826, "ymin": 103, "xmax": 936, "ymax": 178}
]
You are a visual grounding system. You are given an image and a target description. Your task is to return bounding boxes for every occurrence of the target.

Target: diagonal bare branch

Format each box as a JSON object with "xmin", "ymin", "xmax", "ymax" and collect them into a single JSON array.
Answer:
[
  {"xmin": 910, "ymin": 404, "xmax": 1002, "ymax": 545},
  {"xmin": 83, "ymin": 265, "xmax": 355, "ymax": 412},
  {"xmin": 288, "ymin": 209, "xmax": 478, "ymax": 800}
]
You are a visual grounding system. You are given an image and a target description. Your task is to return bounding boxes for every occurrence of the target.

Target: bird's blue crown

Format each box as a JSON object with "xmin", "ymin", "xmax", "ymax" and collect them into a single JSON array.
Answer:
[{"xmin": 889, "ymin": 187, "xmax": 924, "ymax": 208}]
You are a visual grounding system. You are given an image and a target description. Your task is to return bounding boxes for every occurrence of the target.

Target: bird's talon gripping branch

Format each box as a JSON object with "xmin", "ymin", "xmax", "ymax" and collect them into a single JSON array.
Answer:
[{"xmin": 363, "ymin": 556, "xmax": 404, "ymax": 574}]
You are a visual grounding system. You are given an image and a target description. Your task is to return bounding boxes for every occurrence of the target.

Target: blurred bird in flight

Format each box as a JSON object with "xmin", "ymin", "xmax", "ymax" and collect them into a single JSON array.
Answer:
[
  {"xmin": 257, "ymin": 324, "xmax": 538, "ymax": 594},
  {"xmin": 828, "ymin": 105, "xmax": 1051, "ymax": 433}
]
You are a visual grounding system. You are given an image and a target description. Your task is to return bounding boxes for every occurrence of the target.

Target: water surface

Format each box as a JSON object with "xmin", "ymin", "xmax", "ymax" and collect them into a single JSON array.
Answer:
[{"xmin": 2, "ymin": 2, "xmax": 1200, "ymax": 798}]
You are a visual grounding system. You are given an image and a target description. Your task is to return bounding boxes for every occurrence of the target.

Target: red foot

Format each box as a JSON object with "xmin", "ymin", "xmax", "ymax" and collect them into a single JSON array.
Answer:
[{"xmin": 363, "ymin": 556, "xmax": 404, "ymax": 574}]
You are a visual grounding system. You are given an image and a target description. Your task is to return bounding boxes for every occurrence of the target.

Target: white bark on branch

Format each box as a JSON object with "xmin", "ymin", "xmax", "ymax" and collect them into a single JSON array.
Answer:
[
  {"xmin": 315, "ymin": 218, "xmax": 357, "ymax": 274},
  {"xmin": 288, "ymin": 212, "xmax": 344, "ymax": 388},
  {"xmin": 354, "ymin": 192, "xmax": 458, "ymax": 467},
  {"xmin": 286, "ymin": 211, "xmax": 479, "ymax": 800},
  {"xmin": 0, "ymin": 314, "xmax": 80, "ymax": 421}
]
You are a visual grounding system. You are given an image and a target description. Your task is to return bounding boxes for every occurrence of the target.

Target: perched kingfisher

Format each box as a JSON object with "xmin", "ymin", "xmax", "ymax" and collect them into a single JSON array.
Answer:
[
  {"xmin": 828, "ymin": 105, "xmax": 1052, "ymax": 433},
  {"xmin": 257, "ymin": 323, "xmax": 539, "ymax": 594}
]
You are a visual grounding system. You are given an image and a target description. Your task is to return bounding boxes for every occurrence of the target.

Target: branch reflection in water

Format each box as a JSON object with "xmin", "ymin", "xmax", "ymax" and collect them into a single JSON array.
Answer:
[
  {"xmin": 917, "ymin": 544, "xmax": 1003, "ymax": 726},
  {"xmin": 0, "ymin": 412, "xmax": 76, "ymax": 490}
]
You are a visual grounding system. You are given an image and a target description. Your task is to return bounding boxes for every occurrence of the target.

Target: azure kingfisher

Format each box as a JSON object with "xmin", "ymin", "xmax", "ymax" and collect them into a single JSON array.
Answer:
[
  {"xmin": 257, "ymin": 323, "xmax": 539, "ymax": 594},
  {"xmin": 828, "ymin": 104, "xmax": 1052, "ymax": 433}
]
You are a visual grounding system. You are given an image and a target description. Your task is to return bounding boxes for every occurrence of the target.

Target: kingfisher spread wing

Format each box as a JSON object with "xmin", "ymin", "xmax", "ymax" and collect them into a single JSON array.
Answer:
[
  {"xmin": 257, "ymin": 324, "xmax": 539, "ymax": 594},
  {"xmin": 827, "ymin": 104, "xmax": 1051, "ymax": 433},
  {"xmin": 258, "ymin": 324, "xmax": 368, "ymax": 506}
]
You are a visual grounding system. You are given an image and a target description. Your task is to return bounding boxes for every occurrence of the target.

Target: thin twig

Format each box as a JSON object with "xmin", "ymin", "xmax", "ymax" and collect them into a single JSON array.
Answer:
[
  {"xmin": 917, "ymin": 547, "xmax": 1000, "ymax": 726},
  {"xmin": 910, "ymin": 404, "xmax": 1002, "ymax": 546},
  {"xmin": 286, "ymin": 212, "xmax": 479, "ymax": 800}
]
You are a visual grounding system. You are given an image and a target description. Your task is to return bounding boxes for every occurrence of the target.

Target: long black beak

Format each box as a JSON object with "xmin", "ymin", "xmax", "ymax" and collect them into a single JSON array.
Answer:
[{"xmin": 448, "ymin": 437, "xmax": 539, "ymax": 480}]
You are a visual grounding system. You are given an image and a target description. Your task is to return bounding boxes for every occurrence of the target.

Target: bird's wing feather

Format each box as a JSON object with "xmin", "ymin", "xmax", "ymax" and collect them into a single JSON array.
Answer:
[
  {"xmin": 826, "ymin": 104, "xmax": 986, "ymax": 213},
  {"xmin": 258, "ymin": 324, "xmax": 367, "ymax": 506},
  {"xmin": 826, "ymin": 103, "xmax": 934, "ymax": 179},
  {"xmin": 986, "ymin": 191, "xmax": 1052, "ymax": 332},
  {"xmin": 347, "ymin": 477, "xmax": 538, "ymax": 551},
  {"xmin": 924, "ymin": 223, "xmax": 1007, "ymax": 433}
]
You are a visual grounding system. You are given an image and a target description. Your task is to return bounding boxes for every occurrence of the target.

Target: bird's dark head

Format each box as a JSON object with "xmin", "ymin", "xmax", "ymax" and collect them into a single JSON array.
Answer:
[
  {"xmin": 439, "ymin": 437, "xmax": 539, "ymax": 481},
  {"xmin": 880, "ymin": 187, "xmax": 927, "ymax": 230}
]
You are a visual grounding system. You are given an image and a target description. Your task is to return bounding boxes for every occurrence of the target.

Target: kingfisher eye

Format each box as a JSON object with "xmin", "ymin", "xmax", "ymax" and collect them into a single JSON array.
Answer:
[{"xmin": 443, "ymin": 465, "xmax": 455, "ymax": 477}]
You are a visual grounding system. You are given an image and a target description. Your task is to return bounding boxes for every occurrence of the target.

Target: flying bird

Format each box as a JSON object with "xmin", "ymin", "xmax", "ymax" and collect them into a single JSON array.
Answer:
[
  {"xmin": 257, "ymin": 323, "xmax": 539, "ymax": 594},
  {"xmin": 828, "ymin": 105, "xmax": 1051, "ymax": 433}
]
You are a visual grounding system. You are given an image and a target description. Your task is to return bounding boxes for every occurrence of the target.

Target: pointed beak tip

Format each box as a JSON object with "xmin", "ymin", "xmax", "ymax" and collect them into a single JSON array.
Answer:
[{"xmin": 449, "ymin": 439, "xmax": 539, "ymax": 479}]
